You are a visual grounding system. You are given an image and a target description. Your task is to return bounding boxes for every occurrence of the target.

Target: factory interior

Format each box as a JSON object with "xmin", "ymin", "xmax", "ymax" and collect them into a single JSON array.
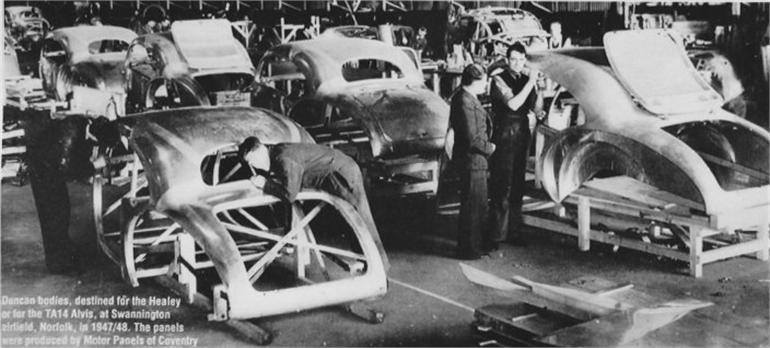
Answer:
[{"xmin": 2, "ymin": 1, "xmax": 769, "ymax": 346}]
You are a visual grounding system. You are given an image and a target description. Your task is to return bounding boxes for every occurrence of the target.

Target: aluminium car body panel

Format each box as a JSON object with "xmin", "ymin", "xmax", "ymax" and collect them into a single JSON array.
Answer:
[
  {"xmin": 127, "ymin": 106, "xmax": 387, "ymax": 319},
  {"xmin": 256, "ymin": 37, "xmax": 448, "ymax": 159},
  {"xmin": 41, "ymin": 26, "xmax": 136, "ymax": 94},
  {"xmin": 529, "ymin": 31, "xmax": 769, "ymax": 221},
  {"xmin": 124, "ymin": 19, "xmax": 256, "ymax": 112},
  {"xmin": 47, "ymin": 26, "xmax": 137, "ymax": 64},
  {"xmin": 318, "ymin": 80, "xmax": 450, "ymax": 158},
  {"xmin": 128, "ymin": 106, "xmax": 313, "ymax": 208},
  {"xmin": 458, "ymin": 6, "xmax": 548, "ymax": 57},
  {"xmin": 39, "ymin": 26, "xmax": 137, "ymax": 116},
  {"xmin": 603, "ymin": 30, "xmax": 723, "ymax": 115},
  {"xmin": 128, "ymin": 19, "xmax": 255, "ymax": 79}
]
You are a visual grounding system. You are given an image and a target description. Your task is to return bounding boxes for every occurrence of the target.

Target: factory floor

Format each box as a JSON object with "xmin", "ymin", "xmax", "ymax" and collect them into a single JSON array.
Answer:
[{"xmin": 2, "ymin": 182, "xmax": 768, "ymax": 347}]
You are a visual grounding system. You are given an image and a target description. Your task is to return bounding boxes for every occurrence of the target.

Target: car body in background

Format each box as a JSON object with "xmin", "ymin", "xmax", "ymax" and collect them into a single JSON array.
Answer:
[
  {"xmin": 118, "ymin": 106, "xmax": 387, "ymax": 320},
  {"xmin": 321, "ymin": 24, "xmax": 422, "ymax": 68},
  {"xmin": 4, "ymin": 36, "xmax": 22, "ymax": 77},
  {"xmin": 4, "ymin": 6, "xmax": 49, "ymax": 51},
  {"xmin": 39, "ymin": 25, "xmax": 137, "ymax": 118},
  {"xmin": 123, "ymin": 19, "xmax": 256, "ymax": 113},
  {"xmin": 453, "ymin": 7, "xmax": 548, "ymax": 60},
  {"xmin": 322, "ymin": 24, "xmax": 416, "ymax": 48},
  {"xmin": 254, "ymin": 37, "xmax": 450, "ymax": 195},
  {"xmin": 689, "ymin": 50, "xmax": 746, "ymax": 117},
  {"xmin": 532, "ymin": 30, "xmax": 768, "ymax": 227}
]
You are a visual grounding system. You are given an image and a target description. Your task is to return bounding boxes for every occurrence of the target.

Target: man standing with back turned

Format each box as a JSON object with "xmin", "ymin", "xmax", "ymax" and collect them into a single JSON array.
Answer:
[
  {"xmin": 488, "ymin": 42, "xmax": 541, "ymax": 246},
  {"xmin": 450, "ymin": 63, "xmax": 496, "ymax": 259}
]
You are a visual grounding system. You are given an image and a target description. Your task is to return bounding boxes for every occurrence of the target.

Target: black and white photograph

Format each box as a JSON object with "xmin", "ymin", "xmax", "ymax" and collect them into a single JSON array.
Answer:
[{"xmin": 1, "ymin": 1, "xmax": 768, "ymax": 346}]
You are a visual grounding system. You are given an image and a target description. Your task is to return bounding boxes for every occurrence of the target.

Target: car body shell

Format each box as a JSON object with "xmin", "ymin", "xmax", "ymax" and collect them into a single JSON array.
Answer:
[
  {"xmin": 39, "ymin": 25, "xmax": 137, "ymax": 106},
  {"xmin": 4, "ymin": 6, "xmax": 49, "ymax": 46},
  {"xmin": 128, "ymin": 106, "xmax": 314, "ymax": 206},
  {"xmin": 123, "ymin": 19, "xmax": 256, "ymax": 113},
  {"xmin": 126, "ymin": 106, "xmax": 387, "ymax": 319},
  {"xmin": 455, "ymin": 7, "xmax": 548, "ymax": 58},
  {"xmin": 531, "ymin": 30, "xmax": 768, "ymax": 227},
  {"xmin": 322, "ymin": 24, "xmax": 416, "ymax": 48},
  {"xmin": 255, "ymin": 37, "xmax": 449, "ymax": 160}
]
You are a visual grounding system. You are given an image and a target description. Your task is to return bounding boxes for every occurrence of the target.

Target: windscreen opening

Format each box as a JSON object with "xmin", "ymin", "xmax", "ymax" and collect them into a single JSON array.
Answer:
[
  {"xmin": 194, "ymin": 73, "xmax": 255, "ymax": 93},
  {"xmin": 88, "ymin": 39, "xmax": 130, "ymax": 54},
  {"xmin": 341, "ymin": 59, "xmax": 403, "ymax": 82}
]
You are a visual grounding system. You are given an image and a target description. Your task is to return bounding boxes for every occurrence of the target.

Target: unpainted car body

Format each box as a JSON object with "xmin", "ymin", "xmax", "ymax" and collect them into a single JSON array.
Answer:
[
  {"xmin": 255, "ymin": 37, "xmax": 450, "ymax": 194},
  {"xmin": 689, "ymin": 50, "xmax": 746, "ymax": 117},
  {"xmin": 533, "ymin": 30, "xmax": 768, "ymax": 226},
  {"xmin": 322, "ymin": 24, "xmax": 416, "ymax": 48},
  {"xmin": 124, "ymin": 19, "xmax": 256, "ymax": 113},
  {"xmin": 39, "ymin": 25, "xmax": 137, "ymax": 118},
  {"xmin": 26, "ymin": 103, "xmax": 388, "ymax": 320},
  {"xmin": 122, "ymin": 106, "xmax": 386, "ymax": 320},
  {"xmin": 4, "ymin": 6, "xmax": 49, "ymax": 50},
  {"xmin": 321, "ymin": 24, "xmax": 422, "ymax": 68},
  {"xmin": 454, "ymin": 7, "xmax": 548, "ymax": 60}
]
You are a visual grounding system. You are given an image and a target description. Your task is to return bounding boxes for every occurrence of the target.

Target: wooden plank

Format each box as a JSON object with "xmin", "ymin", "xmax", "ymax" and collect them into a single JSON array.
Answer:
[
  {"xmin": 583, "ymin": 177, "xmax": 670, "ymax": 208},
  {"xmin": 564, "ymin": 194, "xmax": 709, "ymax": 227},
  {"xmin": 563, "ymin": 276, "xmax": 660, "ymax": 309},
  {"xmin": 461, "ymin": 264, "xmax": 607, "ymax": 321},
  {"xmin": 757, "ymin": 222, "xmax": 769, "ymax": 261},
  {"xmin": 700, "ymin": 239, "xmax": 766, "ymax": 264},
  {"xmin": 690, "ymin": 227, "xmax": 704, "ymax": 277},
  {"xmin": 583, "ymin": 176, "xmax": 705, "ymax": 212},
  {"xmin": 154, "ymin": 276, "xmax": 273, "ymax": 345},
  {"xmin": 565, "ymin": 276, "xmax": 632, "ymax": 296},
  {"xmin": 511, "ymin": 276, "xmax": 633, "ymax": 318},
  {"xmin": 577, "ymin": 196, "xmax": 591, "ymax": 251},
  {"xmin": 522, "ymin": 215, "xmax": 690, "ymax": 262}
]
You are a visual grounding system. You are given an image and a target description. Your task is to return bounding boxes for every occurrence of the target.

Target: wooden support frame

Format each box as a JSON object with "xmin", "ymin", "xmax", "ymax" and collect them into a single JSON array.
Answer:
[{"xmin": 522, "ymin": 182, "xmax": 770, "ymax": 277}]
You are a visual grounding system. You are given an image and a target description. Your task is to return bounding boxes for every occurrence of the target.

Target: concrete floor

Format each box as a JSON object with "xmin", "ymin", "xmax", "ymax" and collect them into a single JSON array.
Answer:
[{"xmin": 2, "ymin": 181, "xmax": 769, "ymax": 347}]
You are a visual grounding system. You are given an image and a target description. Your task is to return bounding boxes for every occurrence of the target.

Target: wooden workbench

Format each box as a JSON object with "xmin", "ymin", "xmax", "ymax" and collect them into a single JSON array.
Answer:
[{"xmin": 522, "ymin": 176, "xmax": 769, "ymax": 278}]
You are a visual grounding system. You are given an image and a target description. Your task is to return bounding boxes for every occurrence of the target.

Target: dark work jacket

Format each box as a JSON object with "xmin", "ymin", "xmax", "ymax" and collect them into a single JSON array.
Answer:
[
  {"xmin": 490, "ymin": 68, "xmax": 536, "ymax": 121},
  {"xmin": 450, "ymin": 89, "xmax": 495, "ymax": 170},
  {"xmin": 268, "ymin": 143, "xmax": 359, "ymax": 202}
]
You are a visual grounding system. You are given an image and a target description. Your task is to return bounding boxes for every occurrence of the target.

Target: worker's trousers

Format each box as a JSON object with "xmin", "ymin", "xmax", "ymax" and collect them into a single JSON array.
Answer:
[
  {"xmin": 325, "ymin": 169, "xmax": 390, "ymax": 271},
  {"xmin": 489, "ymin": 117, "xmax": 531, "ymax": 242},
  {"xmin": 457, "ymin": 167, "xmax": 490, "ymax": 259}
]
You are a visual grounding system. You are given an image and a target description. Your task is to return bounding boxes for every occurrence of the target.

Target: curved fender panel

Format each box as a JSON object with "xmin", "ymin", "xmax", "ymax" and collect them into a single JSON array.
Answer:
[
  {"xmin": 541, "ymin": 128, "xmax": 704, "ymax": 205},
  {"xmin": 129, "ymin": 106, "xmax": 315, "ymax": 204}
]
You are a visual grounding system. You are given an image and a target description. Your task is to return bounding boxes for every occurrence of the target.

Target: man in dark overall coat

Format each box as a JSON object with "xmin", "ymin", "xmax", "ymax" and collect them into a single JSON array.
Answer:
[
  {"xmin": 449, "ymin": 64, "xmax": 496, "ymax": 259},
  {"xmin": 488, "ymin": 42, "xmax": 540, "ymax": 245}
]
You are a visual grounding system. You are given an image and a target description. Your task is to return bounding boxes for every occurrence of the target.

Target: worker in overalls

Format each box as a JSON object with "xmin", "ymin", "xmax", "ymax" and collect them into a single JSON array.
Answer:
[
  {"xmin": 488, "ymin": 42, "xmax": 541, "ymax": 246},
  {"xmin": 449, "ymin": 63, "xmax": 496, "ymax": 259},
  {"xmin": 238, "ymin": 137, "xmax": 389, "ymax": 270}
]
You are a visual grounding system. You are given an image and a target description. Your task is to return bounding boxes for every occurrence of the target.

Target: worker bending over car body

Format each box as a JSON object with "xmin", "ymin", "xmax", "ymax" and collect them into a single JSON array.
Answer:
[{"xmin": 238, "ymin": 137, "xmax": 389, "ymax": 270}]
